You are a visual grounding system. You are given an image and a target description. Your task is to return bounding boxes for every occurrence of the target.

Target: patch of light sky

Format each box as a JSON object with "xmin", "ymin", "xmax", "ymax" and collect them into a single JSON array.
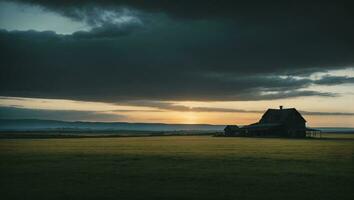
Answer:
[
  {"xmin": 0, "ymin": 1, "xmax": 142, "ymax": 34},
  {"xmin": 0, "ymin": 1, "xmax": 89, "ymax": 34},
  {"xmin": 279, "ymin": 67, "xmax": 354, "ymax": 80},
  {"xmin": 309, "ymin": 67, "xmax": 354, "ymax": 80},
  {"xmin": 96, "ymin": 9, "xmax": 142, "ymax": 26}
]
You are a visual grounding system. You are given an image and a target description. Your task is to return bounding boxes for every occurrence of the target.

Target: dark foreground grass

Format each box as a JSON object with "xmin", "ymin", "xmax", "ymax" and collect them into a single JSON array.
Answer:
[{"xmin": 0, "ymin": 134, "xmax": 353, "ymax": 200}]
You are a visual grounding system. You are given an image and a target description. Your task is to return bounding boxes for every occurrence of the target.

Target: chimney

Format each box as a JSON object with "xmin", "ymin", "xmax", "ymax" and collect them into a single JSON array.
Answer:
[{"xmin": 280, "ymin": 105, "xmax": 283, "ymax": 110}]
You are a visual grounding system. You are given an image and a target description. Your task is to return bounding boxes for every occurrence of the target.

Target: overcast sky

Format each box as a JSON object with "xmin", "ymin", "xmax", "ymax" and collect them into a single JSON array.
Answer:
[{"xmin": 0, "ymin": 0, "xmax": 354, "ymax": 126}]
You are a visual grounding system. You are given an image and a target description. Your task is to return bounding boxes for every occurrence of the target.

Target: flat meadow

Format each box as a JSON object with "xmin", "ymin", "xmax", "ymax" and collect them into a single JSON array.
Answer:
[{"xmin": 0, "ymin": 134, "xmax": 353, "ymax": 200}]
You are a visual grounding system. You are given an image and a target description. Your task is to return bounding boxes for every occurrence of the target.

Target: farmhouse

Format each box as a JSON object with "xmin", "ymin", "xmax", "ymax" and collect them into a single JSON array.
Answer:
[{"xmin": 224, "ymin": 106, "xmax": 320, "ymax": 138}]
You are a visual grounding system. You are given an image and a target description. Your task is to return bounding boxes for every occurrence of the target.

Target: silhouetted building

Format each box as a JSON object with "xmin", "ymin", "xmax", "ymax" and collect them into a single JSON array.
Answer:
[
  {"xmin": 225, "ymin": 106, "xmax": 319, "ymax": 138},
  {"xmin": 224, "ymin": 125, "xmax": 240, "ymax": 136}
]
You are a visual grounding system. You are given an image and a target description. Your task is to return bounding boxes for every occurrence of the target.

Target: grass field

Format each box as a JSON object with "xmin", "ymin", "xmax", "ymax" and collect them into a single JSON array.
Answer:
[{"xmin": 0, "ymin": 134, "xmax": 353, "ymax": 200}]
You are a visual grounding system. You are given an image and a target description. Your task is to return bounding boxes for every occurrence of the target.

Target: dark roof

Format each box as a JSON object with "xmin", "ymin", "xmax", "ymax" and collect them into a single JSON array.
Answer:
[
  {"xmin": 259, "ymin": 108, "xmax": 306, "ymax": 124},
  {"xmin": 224, "ymin": 125, "xmax": 239, "ymax": 131}
]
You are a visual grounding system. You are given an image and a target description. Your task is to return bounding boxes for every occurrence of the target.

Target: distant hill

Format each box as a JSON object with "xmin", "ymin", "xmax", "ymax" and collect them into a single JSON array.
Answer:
[{"xmin": 0, "ymin": 119, "xmax": 225, "ymax": 132}]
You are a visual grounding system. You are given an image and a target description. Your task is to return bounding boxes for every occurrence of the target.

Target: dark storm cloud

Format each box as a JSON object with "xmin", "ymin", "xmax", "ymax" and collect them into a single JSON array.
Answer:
[
  {"xmin": 1, "ymin": 0, "xmax": 354, "ymax": 102},
  {"xmin": 11, "ymin": 1, "xmax": 354, "ymax": 22},
  {"xmin": 0, "ymin": 106, "xmax": 124, "ymax": 121}
]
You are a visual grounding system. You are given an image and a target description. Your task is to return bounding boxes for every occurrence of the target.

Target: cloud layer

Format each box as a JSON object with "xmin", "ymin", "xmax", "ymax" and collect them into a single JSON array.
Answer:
[
  {"xmin": 1, "ymin": 0, "xmax": 354, "ymax": 103},
  {"xmin": 2, "ymin": 104, "xmax": 354, "ymax": 124},
  {"xmin": 0, "ymin": 106, "xmax": 124, "ymax": 121}
]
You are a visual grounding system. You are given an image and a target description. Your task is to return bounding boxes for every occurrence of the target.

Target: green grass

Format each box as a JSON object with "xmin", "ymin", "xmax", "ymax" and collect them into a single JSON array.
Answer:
[{"xmin": 0, "ymin": 134, "xmax": 353, "ymax": 200}]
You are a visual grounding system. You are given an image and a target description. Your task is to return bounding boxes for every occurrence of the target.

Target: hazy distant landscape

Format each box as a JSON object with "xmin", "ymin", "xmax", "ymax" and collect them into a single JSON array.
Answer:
[
  {"xmin": 0, "ymin": 119, "xmax": 224, "ymax": 132},
  {"xmin": 1, "ymin": 119, "xmax": 353, "ymax": 134}
]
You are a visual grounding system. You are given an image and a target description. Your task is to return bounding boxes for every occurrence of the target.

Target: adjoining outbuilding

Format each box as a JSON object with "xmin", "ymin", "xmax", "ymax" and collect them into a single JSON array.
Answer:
[
  {"xmin": 225, "ymin": 106, "xmax": 320, "ymax": 138},
  {"xmin": 224, "ymin": 125, "xmax": 240, "ymax": 136}
]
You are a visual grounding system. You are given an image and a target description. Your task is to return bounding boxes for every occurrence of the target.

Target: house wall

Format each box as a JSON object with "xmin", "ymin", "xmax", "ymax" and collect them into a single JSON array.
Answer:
[{"xmin": 242, "ymin": 124, "xmax": 306, "ymax": 138}]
